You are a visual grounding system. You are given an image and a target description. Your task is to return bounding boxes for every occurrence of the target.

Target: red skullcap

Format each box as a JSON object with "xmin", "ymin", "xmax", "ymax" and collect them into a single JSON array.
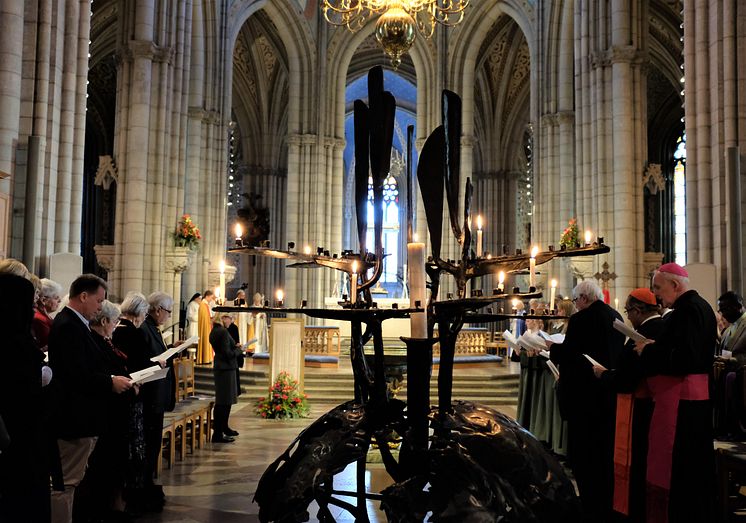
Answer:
[
  {"xmin": 629, "ymin": 288, "xmax": 657, "ymax": 306},
  {"xmin": 657, "ymin": 262, "xmax": 688, "ymax": 278}
]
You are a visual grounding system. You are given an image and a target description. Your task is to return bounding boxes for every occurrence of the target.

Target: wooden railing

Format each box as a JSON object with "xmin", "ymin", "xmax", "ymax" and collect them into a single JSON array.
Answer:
[{"xmin": 432, "ymin": 327, "xmax": 489, "ymax": 357}]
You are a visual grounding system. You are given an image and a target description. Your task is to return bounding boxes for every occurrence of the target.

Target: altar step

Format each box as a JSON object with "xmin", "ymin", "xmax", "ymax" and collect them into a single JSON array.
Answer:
[{"xmin": 194, "ymin": 366, "xmax": 519, "ymax": 408}]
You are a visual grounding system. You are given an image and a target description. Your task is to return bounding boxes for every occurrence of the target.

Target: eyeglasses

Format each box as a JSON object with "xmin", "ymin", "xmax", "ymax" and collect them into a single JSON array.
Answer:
[{"xmin": 160, "ymin": 307, "xmax": 172, "ymax": 314}]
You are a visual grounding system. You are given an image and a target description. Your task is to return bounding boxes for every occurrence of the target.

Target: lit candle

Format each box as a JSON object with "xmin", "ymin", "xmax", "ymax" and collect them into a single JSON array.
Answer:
[
  {"xmin": 476, "ymin": 215, "xmax": 483, "ymax": 257},
  {"xmin": 585, "ymin": 230, "xmax": 592, "ymax": 246},
  {"xmin": 407, "ymin": 239, "xmax": 427, "ymax": 338},
  {"xmin": 529, "ymin": 245, "xmax": 538, "ymax": 288},
  {"xmin": 350, "ymin": 260, "xmax": 359, "ymax": 304},
  {"xmin": 214, "ymin": 286, "xmax": 221, "ymax": 306},
  {"xmin": 498, "ymin": 271, "xmax": 505, "ymax": 292},
  {"xmin": 614, "ymin": 297, "xmax": 619, "ymax": 311},
  {"xmin": 219, "ymin": 260, "xmax": 226, "ymax": 306},
  {"xmin": 303, "ymin": 245, "xmax": 312, "ymax": 255},
  {"xmin": 550, "ymin": 279, "xmax": 557, "ymax": 311},
  {"xmin": 234, "ymin": 223, "xmax": 243, "ymax": 246},
  {"xmin": 276, "ymin": 289, "xmax": 284, "ymax": 307}
]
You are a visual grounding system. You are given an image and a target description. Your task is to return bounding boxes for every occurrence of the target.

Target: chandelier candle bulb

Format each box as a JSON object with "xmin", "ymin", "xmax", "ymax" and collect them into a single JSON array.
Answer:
[
  {"xmin": 276, "ymin": 289, "xmax": 284, "ymax": 308},
  {"xmin": 476, "ymin": 215, "xmax": 483, "ymax": 257},
  {"xmin": 550, "ymin": 279, "xmax": 557, "ymax": 311},
  {"xmin": 407, "ymin": 240, "xmax": 427, "ymax": 338},
  {"xmin": 585, "ymin": 230, "xmax": 592, "ymax": 246},
  {"xmin": 303, "ymin": 245, "xmax": 312, "ymax": 255},
  {"xmin": 529, "ymin": 245, "xmax": 538, "ymax": 288},
  {"xmin": 351, "ymin": 261, "xmax": 359, "ymax": 305},
  {"xmin": 498, "ymin": 271, "xmax": 505, "ymax": 292},
  {"xmin": 235, "ymin": 223, "xmax": 243, "ymax": 246},
  {"xmin": 219, "ymin": 260, "xmax": 226, "ymax": 306}
]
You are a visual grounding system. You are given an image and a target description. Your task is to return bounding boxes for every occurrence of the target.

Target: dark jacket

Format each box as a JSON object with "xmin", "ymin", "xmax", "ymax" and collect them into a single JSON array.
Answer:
[
  {"xmin": 48, "ymin": 307, "xmax": 113, "ymax": 439},
  {"xmin": 550, "ymin": 299, "xmax": 625, "ymax": 420},
  {"xmin": 139, "ymin": 315, "xmax": 175, "ymax": 413},
  {"xmin": 210, "ymin": 324, "xmax": 243, "ymax": 371},
  {"xmin": 600, "ymin": 316, "xmax": 665, "ymax": 392}
]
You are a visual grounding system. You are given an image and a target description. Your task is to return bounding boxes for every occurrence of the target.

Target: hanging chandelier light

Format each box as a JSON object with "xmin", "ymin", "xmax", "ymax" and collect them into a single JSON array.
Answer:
[{"xmin": 322, "ymin": 0, "xmax": 469, "ymax": 68}]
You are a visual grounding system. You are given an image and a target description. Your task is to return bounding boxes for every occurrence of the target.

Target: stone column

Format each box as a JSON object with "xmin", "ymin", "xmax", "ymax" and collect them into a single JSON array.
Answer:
[{"xmin": 164, "ymin": 247, "xmax": 195, "ymax": 336}]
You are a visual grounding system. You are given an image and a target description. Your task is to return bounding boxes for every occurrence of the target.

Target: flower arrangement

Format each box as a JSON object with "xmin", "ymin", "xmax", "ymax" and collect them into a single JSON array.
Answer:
[
  {"xmin": 174, "ymin": 214, "xmax": 201, "ymax": 249},
  {"xmin": 559, "ymin": 217, "xmax": 579, "ymax": 248},
  {"xmin": 256, "ymin": 371, "xmax": 309, "ymax": 419}
]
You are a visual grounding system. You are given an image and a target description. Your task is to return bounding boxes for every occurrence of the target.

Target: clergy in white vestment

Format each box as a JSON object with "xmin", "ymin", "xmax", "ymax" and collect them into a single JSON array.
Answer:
[
  {"xmin": 251, "ymin": 292, "xmax": 269, "ymax": 353},
  {"xmin": 233, "ymin": 289, "xmax": 249, "ymax": 345},
  {"xmin": 185, "ymin": 292, "xmax": 201, "ymax": 339}
]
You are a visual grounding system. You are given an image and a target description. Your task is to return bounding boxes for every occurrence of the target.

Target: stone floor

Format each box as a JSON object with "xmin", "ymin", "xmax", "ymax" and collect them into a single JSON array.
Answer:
[{"xmin": 140, "ymin": 365, "xmax": 519, "ymax": 522}]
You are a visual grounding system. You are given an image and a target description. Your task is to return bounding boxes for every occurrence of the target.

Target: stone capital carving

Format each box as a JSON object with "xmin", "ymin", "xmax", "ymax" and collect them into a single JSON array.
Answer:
[
  {"xmin": 591, "ymin": 46, "xmax": 647, "ymax": 69},
  {"xmin": 152, "ymin": 45, "xmax": 175, "ymax": 64},
  {"xmin": 94, "ymin": 244, "xmax": 115, "ymax": 272},
  {"xmin": 643, "ymin": 252, "xmax": 665, "ymax": 280},
  {"xmin": 207, "ymin": 264, "xmax": 237, "ymax": 289},
  {"xmin": 188, "ymin": 106, "xmax": 206, "ymax": 120},
  {"xmin": 94, "ymin": 155, "xmax": 118, "ymax": 190},
  {"xmin": 286, "ymin": 133, "xmax": 303, "ymax": 146},
  {"xmin": 126, "ymin": 39, "xmax": 157, "ymax": 60},
  {"xmin": 643, "ymin": 163, "xmax": 665, "ymax": 194},
  {"xmin": 556, "ymin": 111, "xmax": 575, "ymax": 125},
  {"xmin": 323, "ymin": 136, "xmax": 346, "ymax": 149},
  {"xmin": 164, "ymin": 247, "xmax": 195, "ymax": 274},
  {"xmin": 540, "ymin": 113, "xmax": 558, "ymax": 127}
]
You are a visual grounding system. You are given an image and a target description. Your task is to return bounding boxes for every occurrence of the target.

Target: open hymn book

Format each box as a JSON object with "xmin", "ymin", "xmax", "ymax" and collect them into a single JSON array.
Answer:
[
  {"xmin": 612, "ymin": 319, "xmax": 653, "ymax": 344},
  {"xmin": 502, "ymin": 330, "xmax": 560, "ymax": 381},
  {"xmin": 150, "ymin": 336, "xmax": 199, "ymax": 362},
  {"xmin": 129, "ymin": 365, "xmax": 169, "ymax": 385}
]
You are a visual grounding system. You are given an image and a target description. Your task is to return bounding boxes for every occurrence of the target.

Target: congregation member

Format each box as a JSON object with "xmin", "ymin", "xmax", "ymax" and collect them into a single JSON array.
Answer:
[
  {"xmin": 139, "ymin": 292, "xmax": 176, "ymax": 508},
  {"xmin": 197, "ymin": 289, "xmax": 215, "ymax": 363},
  {"xmin": 592, "ymin": 288, "xmax": 664, "ymax": 522},
  {"xmin": 547, "ymin": 280, "xmax": 624, "ymax": 522},
  {"xmin": 48, "ymin": 274, "xmax": 133, "ymax": 523},
  {"xmin": 718, "ymin": 291, "xmax": 746, "ymax": 361},
  {"xmin": 635, "ymin": 262, "xmax": 716, "ymax": 522},
  {"xmin": 79, "ymin": 300, "xmax": 136, "ymax": 521},
  {"xmin": 185, "ymin": 292, "xmax": 202, "ymax": 339},
  {"xmin": 210, "ymin": 317, "xmax": 244, "ymax": 443},
  {"xmin": 111, "ymin": 292, "xmax": 153, "ymax": 513},
  {"xmin": 33, "ymin": 278, "xmax": 63, "ymax": 351},
  {"xmin": 0, "ymin": 273, "xmax": 51, "ymax": 522}
]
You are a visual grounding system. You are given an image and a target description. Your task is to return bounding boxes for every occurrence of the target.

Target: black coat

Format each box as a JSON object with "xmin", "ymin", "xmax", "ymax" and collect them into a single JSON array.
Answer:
[
  {"xmin": 210, "ymin": 324, "xmax": 243, "ymax": 371},
  {"xmin": 139, "ymin": 315, "xmax": 175, "ymax": 413},
  {"xmin": 48, "ymin": 307, "xmax": 113, "ymax": 439},
  {"xmin": 601, "ymin": 316, "xmax": 665, "ymax": 392},
  {"xmin": 550, "ymin": 299, "xmax": 625, "ymax": 420}
]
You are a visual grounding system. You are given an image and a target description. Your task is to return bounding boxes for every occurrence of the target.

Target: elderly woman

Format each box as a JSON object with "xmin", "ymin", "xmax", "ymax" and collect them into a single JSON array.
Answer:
[
  {"xmin": 80, "ymin": 300, "xmax": 135, "ymax": 520},
  {"xmin": 138, "ymin": 292, "xmax": 175, "ymax": 508},
  {"xmin": 32, "ymin": 278, "xmax": 63, "ymax": 351}
]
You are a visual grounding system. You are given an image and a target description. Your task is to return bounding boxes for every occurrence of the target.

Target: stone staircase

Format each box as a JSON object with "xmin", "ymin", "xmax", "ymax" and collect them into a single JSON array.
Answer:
[{"xmin": 194, "ymin": 365, "xmax": 519, "ymax": 409}]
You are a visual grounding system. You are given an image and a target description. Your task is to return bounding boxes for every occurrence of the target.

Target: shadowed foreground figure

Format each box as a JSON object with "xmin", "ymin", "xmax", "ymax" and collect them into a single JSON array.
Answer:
[{"xmin": 254, "ymin": 400, "xmax": 580, "ymax": 522}]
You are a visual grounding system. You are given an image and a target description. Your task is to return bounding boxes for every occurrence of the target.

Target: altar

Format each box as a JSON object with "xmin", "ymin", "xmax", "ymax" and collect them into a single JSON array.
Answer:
[{"xmin": 323, "ymin": 297, "xmax": 411, "ymax": 340}]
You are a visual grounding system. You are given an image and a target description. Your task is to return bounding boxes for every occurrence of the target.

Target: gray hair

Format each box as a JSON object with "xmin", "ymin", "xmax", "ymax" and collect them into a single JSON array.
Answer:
[
  {"xmin": 90, "ymin": 300, "xmax": 121, "ymax": 326},
  {"xmin": 0, "ymin": 258, "xmax": 30, "ymax": 279},
  {"xmin": 573, "ymin": 280, "xmax": 604, "ymax": 302},
  {"xmin": 148, "ymin": 291, "xmax": 174, "ymax": 313},
  {"xmin": 120, "ymin": 291, "xmax": 149, "ymax": 318},
  {"xmin": 655, "ymin": 270, "xmax": 690, "ymax": 287},
  {"xmin": 39, "ymin": 278, "xmax": 63, "ymax": 299}
]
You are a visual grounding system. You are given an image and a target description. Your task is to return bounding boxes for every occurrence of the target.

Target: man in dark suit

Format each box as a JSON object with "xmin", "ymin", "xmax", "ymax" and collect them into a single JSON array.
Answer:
[
  {"xmin": 718, "ymin": 291, "xmax": 746, "ymax": 362},
  {"xmin": 48, "ymin": 274, "xmax": 132, "ymax": 523},
  {"xmin": 547, "ymin": 280, "xmax": 625, "ymax": 523}
]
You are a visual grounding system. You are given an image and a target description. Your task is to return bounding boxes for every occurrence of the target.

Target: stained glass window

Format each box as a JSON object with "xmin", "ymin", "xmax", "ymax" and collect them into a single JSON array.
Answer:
[
  {"xmin": 367, "ymin": 175, "xmax": 400, "ymax": 282},
  {"xmin": 673, "ymin": 133, "xmax": 686, "ymax": 266}
]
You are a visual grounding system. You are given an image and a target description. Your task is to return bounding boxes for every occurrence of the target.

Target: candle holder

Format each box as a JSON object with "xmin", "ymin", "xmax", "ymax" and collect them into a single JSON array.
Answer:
[
  {"xmin": 512, "ymin": 286, "xmax": 520, "ymax": 294},
  {"xmin": 235, "ymin": 238, "xmax": 244, "ymax": 247},
  {"xmin": 548, "ymin": 245, "xmax": 554, "ymax": 252},
  {"xmin": 529, "ymin": 286, "xmax": 536, "ymax": 293},
  {"xmin": 516, "ymin": 249, "xmax": 522, "ymax": 255},
  {"xmin": 342, "ymin": 294, "xmax": 348, "ymax": 301},
  {"xmin": 324, "ymin": 250, "xmax": 330, "ymax": 257},
  {"xmin": 317, "ymin": 247, "xmax": 324, "ymax": 255},
  {"xmin": 288, "ymin": 241, "xmax": 295, "ymax": 250},
  {"xmin": 391, "ymin": 303, "xmax": 398, "ymax": 309},
  {"xmin": 261, "ymin": 240, "xmax": 271, "ymax": 248},
  {"xmin": 300, "ymin": 299, "xmax": 307, "ymax": 308},
  {"xmin": 263, "ymin": 299, "xmax": 269, "ymax": 307},
  {"xmin": 598, "ymin": 236, "xmax": 604, "ymax": 244},
  {"xmin": 415, "ymin": 300, "xmax": 422, "ymax": 308},
  {"xmin": 275, "ymin": 300, "xmax": 284, "ymax": 308}
]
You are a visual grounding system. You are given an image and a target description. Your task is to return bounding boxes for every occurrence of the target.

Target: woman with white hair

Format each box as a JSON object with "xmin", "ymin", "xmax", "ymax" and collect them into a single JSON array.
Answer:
[{"xmin": 32, "ymin": 278, "xmax": 63, "ymax": 351}]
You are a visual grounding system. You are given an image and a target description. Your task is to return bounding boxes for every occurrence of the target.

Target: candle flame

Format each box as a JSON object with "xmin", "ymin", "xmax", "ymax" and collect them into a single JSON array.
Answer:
[
  {"xmin": 214, "ymin": 287, "xmax": 220, "ymax": 299},
  {"xmin": 530, "ymin": 245, "xmax": 539, "ymax": 258},
  {"xmin": 585, "ymin": 230, "xmax": 592, "ymax": 244},
  {"xmin": 511, "ymin": 298, "xmax": 519, "ymax": 308},
  {"xmin": 234, "ymin": 223, "xmax": 243, "ymax": 238},
  {"xmin": 303, "ymin": 245, "xmax": 311, "ymax": 255},
  {"xmin": 413, "ymin": 232, "xmax": 419, "ymax": 242},
  {"xmin": 498, "ymin": 271, "xmax": 505, "ymax": 284},
  {"xmin": 477, "ymin": 215, "xmax": 483, "ymax": 231},
  {"xmin": 219, "ymin": 259, "xmax": 225, "ymax": 273},
  {"xmin": 276, "ymin": 289, "xmax": 284, "ymax": 302},
  {"xmin": 551, "ymin": 279, "xmax": 557, "ymax": 289},
  {"xmin": 352, "ymin": 260, "xmax": 359, "ymax": 274}
]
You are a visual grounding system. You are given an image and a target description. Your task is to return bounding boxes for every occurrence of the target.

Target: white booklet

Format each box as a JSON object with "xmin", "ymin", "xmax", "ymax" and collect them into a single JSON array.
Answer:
[
  {"xmin": 518, "ymin": 331, "xmax": 547, "ymax": 352},
  {"xmin": 150, "ymin": 335, "xmax": 199, "ymax": 362},
  {"xmin": 546, "ymin": 360, "xmax": 560, "ymax": 381},
  {"xmin": 131, "ymin": 366, "xmax": 169, "ymax": 385},
  {"xmin": 612, "ymin": 319, "xmax": 653, "ymax": 343},
  {"xmin": 502, "ymin": 330, "xmax": 520, "ymax": 350},
  {"xmin": 583, "ymin": 353, "xmax": 602, "ymax": 367},
  {"xmin": 538, "ymin": 331, "xmax": 566, "ymax": 344},
  {"xmin": 129, "ymin": 365, "xmax": 162, "ymax": 383}
]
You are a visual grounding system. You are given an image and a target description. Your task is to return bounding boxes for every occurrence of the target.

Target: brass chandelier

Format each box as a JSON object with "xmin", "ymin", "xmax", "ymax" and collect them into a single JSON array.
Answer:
[{"xmin": 322, "ymin": 0, "xmax": 469, "ymax": 68}]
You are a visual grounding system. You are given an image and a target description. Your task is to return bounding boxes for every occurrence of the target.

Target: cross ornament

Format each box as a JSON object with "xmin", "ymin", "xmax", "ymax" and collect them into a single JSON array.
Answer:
[{"xmin": 594, "ymin": 262, "xmax": 617, "ymax": 290}]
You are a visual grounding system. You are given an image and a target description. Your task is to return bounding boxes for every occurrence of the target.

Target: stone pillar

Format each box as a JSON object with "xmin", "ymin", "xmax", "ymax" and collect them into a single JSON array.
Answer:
[{"xmin": 164, "ymin": 247, "xmax": 195, "ymax": 334}]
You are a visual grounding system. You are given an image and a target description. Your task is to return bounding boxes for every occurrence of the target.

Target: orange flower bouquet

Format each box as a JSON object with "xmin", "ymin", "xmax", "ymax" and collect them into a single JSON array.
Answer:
[{"xmin": 174, "ymin": 214, "xmax": 201, "ymax": 249}]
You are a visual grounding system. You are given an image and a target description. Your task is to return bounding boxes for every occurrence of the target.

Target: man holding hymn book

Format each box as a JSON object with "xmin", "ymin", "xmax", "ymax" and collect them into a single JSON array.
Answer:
[
  {"xmin": 545, "ymin": 280, "xmax": 624, "ymax": 523},
  {"xmin": 592, "ymin": 288, "xmax": 664, "ymax": 522}
]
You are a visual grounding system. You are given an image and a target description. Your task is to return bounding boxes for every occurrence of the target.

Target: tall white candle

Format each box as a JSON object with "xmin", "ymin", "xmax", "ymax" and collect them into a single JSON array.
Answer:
[
  {"xmin": 529, "ymin": 246, "xmax": 538, "ymax": 288},
  {"xmin": 234, "ymin": 223, "xmax": 243, "ymax": 245},
  {"xmin": 350, "ymin": 261, "xmax": 359, "ymax": 304},
  {"xmin": 276, "ymin": 288, "xmax": 284, "ymax": 307},
  {"xmin": 219, "ymin": 260, "xmax": 226, "ymax": 306},
  {"xmin": 550, "ymin": 279, "xmax": 557, "ymax": 311},
  {"xmin": 214, "ymin": 286, "xmax": 221, "ymax": 306},
  {"xmin": 407, "ymin": 241, "xmax": 427, "ymax": 338},
  {"xmin": 498, "ymin": 271, "xmax": 505, "ymax": 292},
  {"xmin": 476, "ymin": 215, "xmax": 483, "ymax": 257},
  {"xmin": 585, "ymin": 230, "xmax": 592, "ymax": 246}
]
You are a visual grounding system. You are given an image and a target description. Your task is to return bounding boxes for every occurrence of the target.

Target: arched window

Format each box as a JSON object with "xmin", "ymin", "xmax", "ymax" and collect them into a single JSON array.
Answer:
[
  {"xmin": 673, "ymin": 133, "xmax": 686, "ymax": 266},
  {"xmin": 366, "ymin": 173, "xmax": 400, "ymax": 283}
]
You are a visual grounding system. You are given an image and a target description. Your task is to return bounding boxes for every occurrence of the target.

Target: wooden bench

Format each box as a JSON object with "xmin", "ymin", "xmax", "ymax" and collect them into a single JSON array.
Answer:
[
  {"xmin": 432, "ymin": 327, "xmax": 503, "ymax": 367},
  {"xmin": 251, "ymin": 325, "xmax": 342, "ymax": 368},
  {"xmin": 157, "ymin": 397, "xmax": 214, "ymax": 477}
]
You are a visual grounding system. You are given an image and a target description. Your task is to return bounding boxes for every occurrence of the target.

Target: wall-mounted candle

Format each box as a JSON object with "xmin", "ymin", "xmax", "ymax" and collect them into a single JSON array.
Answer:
[
  {"xmin": 529, "ymin": 246, "xmax": 539, "ymax": 288},
  {"xmin": 303, "ymin": 245, "xmax": 312, "ymax": 255},
  {"xmin": 407, "ymin": 239, "xmax": 427, "ymax": 338},
  {"xmin": 550, "ymin": 279, "xmax": 557, "ymax": 311},
  {"xmin": 276, "ymin": 289, "xmax": 284, "ymax": 307},
  {"xmin": 498, "ymin": 271, "xmax": 506, "ymax": 292},
  {"xmin": 476, "ymin": 215, "xmax": 483, "ymax": 257},
  {"xmin": 235, "ymin": 223, "xmax": 243, "ymax": 246},
  {"xmin": 585, "ymin": 230, "xmax": 592, "ymax": 246},
  {"xmin": 350, "ymin": 260, "xmax": 359, "ymax": 304},
  {"xmin": 219, "ymin": 260, "xmax": 226, "ymax": 305}
]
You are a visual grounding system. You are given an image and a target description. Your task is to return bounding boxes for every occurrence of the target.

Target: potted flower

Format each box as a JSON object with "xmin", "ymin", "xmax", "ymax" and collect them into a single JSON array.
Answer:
[
  {"xmin": 174, "ymin": 214, "xmax": 201, "ymax": 250},
  {"xmin": 256, "ymin": 371, "xmax": 309, "ymax": 419}
]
